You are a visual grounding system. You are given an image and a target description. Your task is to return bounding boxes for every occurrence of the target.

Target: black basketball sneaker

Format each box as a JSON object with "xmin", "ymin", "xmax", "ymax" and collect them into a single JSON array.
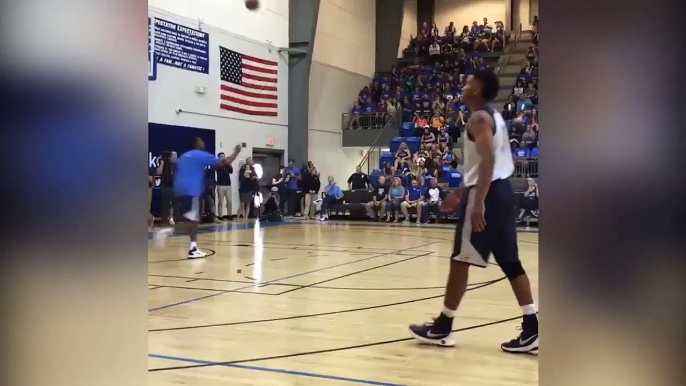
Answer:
[
  {"xmin": 501, "ymin": 314, "xmax": 538, "ymax": 353},
  {"xmin": 408, "ymin": 313, "xmax": 455, "ymax": 347}
]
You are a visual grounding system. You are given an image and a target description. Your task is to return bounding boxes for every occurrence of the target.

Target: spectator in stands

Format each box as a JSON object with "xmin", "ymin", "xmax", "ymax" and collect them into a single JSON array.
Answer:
[
  {"xmin": 401, "ymin": 178, "xmax": 424, "ymax": 224},
  {"xmin": 517, "ymin": 90, "xmax": 534, "ymax": 112},
  {"xmin": 420, "ymin": 21, "xmax": 430, "ymax": 36},
  {"xmin": 512, "ymin": 80, "xmax": 525, "ymax": 98},
  {"xmin": 526, "ymin": 45, "xmax": 537, "ymax": 64},
  {"xmin": 401, "ymin": 96, "xmax": 413, "ymax": 121},
  {"xmin": 394, "ymin": 142, "xmax": 412, "ymax": 171},
  {"xmin": 429, "ymin": 40, "xmax": 441, "ymax": 56},
  {"xmin": 502, "ymin": 95, "xmax": 516, "ymax": 120},
  {"xmin": 349, "ymin": 101, "xmax": 362, "ymax": 129},
  {"xmin": 391, "ymin": 65, "xmax": 401, "ymax": 84},
  {"xmin": 301, "ymin": 161, "xmax": 321, "ymax": 220},
  {"xmin": 526, "ymin": 83, "xmax": 538, "ymax": 105},
  {"xmin": 442, "ymin": 146, "xmax": 455, "ymax": 164},
  {"xmin": 358, "ymin": 86, "xmax": 370, "ymax": 105},
  {"xmin": 348, "ymin": 165, "xmax": 370, "ymax": 191},
  {"xmin": 376, "ymin": 99, "xmax": 388, "ymax": 126},
  {"xmin": 386, "ymin": 177, "xmax": 406, "ymax": 222},
  {"xmin": 431, "ymin": 95, "xmax": 445, "ymax": 113},
  {"xmin": 319, "ymin": 176, "xmax": 344, "ymax": 222},
  {"xmin": 458, "ymin": 26, "xmax": 473, "ymax": 52},
  {"xmin": 517, "ymin": 177, "xmax": 539, "ymax": 222},
  {"xmin": 418, "ymin": 143, "xmax": 430, "ymax": 159},
  {"xmin": 437, "ymin": 126, "xmax": 450, "ymax": 145},
  {"xmin": 365, "ymin": 175, "xmax": 388, "ymax": 221},
  {"xmin": 514, "ymin": 141, "xmax": 528, "ymax": 158},
  {"xmin": 431, "ymin": 22, "xmax": 440, "ymax": 38},
  {"xmin": 522, "ymin": 125, "xmax": 537, "ymax": 148},
  {"xmin": 455, "ymin": 95, "xmax": 469, "ymax": 127},
  {"xmin": 383, "ymin": 163, "xmax": 395, "ymax": 181},
  {"xmin": 492, "ymin": 21, "xmax": 505, "ymax": 51},
  {"xmin": 430, "ymin": 112, "xmax": 444, "ymax": 130},
  {"xmin": 444, "ymin": 21, "xmax": 457, "ymax": 38},
  {"xmin": 421, "ymin": 127, "xmax": 436, "ymax": 144},
  {"xmin": 283, "ymin": 159, "xmax": 302, "ymax": 218},
  {"xmin": 387, "ymin": 97, "xmax": 399, "ymax": 117},
  {"xmin": 421, "ymin": 177, "xmax": 443, "ymax": 224}
]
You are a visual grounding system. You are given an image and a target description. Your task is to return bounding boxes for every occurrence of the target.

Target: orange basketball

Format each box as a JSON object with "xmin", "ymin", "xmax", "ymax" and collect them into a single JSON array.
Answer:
[{"xmin": 245, "ymin": 0, "xmax": 259, "ymax": 10}]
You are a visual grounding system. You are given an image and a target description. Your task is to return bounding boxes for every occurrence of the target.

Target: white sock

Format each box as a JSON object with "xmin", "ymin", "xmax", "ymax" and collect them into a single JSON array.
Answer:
[
  {"xmin": 442, "ymin": 306, "xmax": 456, "ymax": 318},
  {"xmin": 521, "ymin": 304, "xmax": 536, "ymax": 315},
  {"xmin": 190, "ymin": 241, "xmax": 197, "ymax": 250}
]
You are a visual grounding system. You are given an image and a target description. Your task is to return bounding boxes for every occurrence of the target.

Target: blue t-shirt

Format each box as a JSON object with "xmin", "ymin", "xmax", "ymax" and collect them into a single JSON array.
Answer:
[
  {"xmin": 514, "ymin": 148, "xmax": 528, "ymax": 157},
  {"xmin": 352, "ymin": 107, "xmax": 362, "ymax": 115},
  {"xmin": 389, "ymin": 186, "xmax": 406, "ymax": 200},
  {"xmin": 284, "ymin": 167, "xmax": 301, "ymax": 189},
  {"xmin": 174, "ymin": 149, "xmax": 220, "ymax": 198},
  {"xmin": 517, "ymin": 98, "xmax": 533, "ymax": 112},
  {"xmin": 364, "ymin": 103, "xmax": 377, "ymax": 113},
  {"xmin": 407, "ymin": 187, "xmax": 423, "ymax": 201}
]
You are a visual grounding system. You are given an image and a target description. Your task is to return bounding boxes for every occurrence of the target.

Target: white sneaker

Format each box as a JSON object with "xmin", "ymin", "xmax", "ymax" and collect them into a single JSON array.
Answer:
[
  {"xmin": 169, "ymin": 218, "xmax": 175, "ymax": 225},
  {"xmin": 153, "ymin": 227, "xmax": 173, "ymax": 248},
  {"xmin": 319, "ymin": 216, "xmax": 328, "ymax": 222},
  {"xmin": 188, "ymin": 247, "xmax": 207, "ymax": 259}
]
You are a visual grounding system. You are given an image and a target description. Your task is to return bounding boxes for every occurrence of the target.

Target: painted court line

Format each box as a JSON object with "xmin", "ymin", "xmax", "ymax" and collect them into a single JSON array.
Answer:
[
  {"xmin": 148, "ymin": 353, "xmax": 407, "ymax": 386},
  {"xmin": 148, "ymin": 241, "xmax": 436, "ymax": 312}
]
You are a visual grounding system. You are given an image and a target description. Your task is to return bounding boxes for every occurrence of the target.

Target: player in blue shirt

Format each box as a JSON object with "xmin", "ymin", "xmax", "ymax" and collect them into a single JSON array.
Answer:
[{"xmin": 154, "ymin": 138, "xmax": 241, "ymax": 258}]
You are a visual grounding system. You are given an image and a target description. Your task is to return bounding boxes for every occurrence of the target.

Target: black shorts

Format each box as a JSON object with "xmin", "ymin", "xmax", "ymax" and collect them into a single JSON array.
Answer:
[
  {"xmin": 174, "ymin": 195, "xmax": 200, "ymax": 223},
  {"xmin": 452, "ymin": 179, "xmax": 519, "ymax": 267}
]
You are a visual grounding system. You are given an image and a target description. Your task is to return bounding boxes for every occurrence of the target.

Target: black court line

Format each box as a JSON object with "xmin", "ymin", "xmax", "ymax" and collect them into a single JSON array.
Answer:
[
  {"xmin": 149, "ymin": 273, "xmax": 450, "ymax": 291},
  {"xmin": 275, "ymin": 251, "xmax": 435, "ymax": 296},
  {"xmin": 244, "ymin": 262, "xmax": 255, "ymax": 267},
  {"xmin": 185, "ymin": 279, "xmax": 199, "ymax": 283},
  {"xmin": 147, "ymin": 284, "xmax": 280, "ymax": 296},
  {"xmin": 148, "ymin": 286, "xmax": 163, "ymax": 290},
  {"xmin": 149, "ymin": 312, "xmax": 518, "ymax": 372},
  {"xmin": 165, "ymin": 238, "xmax": 431, "ymax": 254},
  {"xmin": 270, "ymin": 258, "xmax": 288, "ymax": 262},
  {"xmin": 148, "ymin": 277, "xmax": 506, "ymax": 332},
  {"xmin": 148, "ymin": 249, "xmax": 216, "ymax": 263}
]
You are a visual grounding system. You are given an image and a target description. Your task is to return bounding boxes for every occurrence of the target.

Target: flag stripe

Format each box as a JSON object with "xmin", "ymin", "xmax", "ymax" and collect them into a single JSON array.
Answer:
[
  {"xmin": 221, "ymin": 95, "xmax": 278, "ymax": 108},
  {"xmin": 242, "ymin": 81, "xmax": 277, "ymax": 92},
  {"xmin": 242, "ymin": 63, "xmax": 278, "ymax": 75},
  {"xmin": 242, "ymin": 54, "xmax": 278, "ymax": 66},
  {"xmin": 221, "ymin": 104, "xmax": 278, "ymax": 116},
  {"xmin": 243, "ymin": 72, "xmax": 277, "ymax": 83},
  {"xmin": 221, "ymin": 85, "xmax": 278, "ymax": 100}
]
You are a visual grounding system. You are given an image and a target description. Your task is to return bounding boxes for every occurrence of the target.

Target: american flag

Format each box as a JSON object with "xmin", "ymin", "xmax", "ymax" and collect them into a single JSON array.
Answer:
[{"xmin": 219, "ymin": 46, "xmax": 278, "ymax": 117}]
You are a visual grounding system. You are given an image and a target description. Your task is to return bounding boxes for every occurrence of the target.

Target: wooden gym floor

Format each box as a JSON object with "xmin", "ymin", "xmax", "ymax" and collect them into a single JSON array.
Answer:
[{"xmin": 148, "ymin": 220, "xmax": 539, "ymax": 385}]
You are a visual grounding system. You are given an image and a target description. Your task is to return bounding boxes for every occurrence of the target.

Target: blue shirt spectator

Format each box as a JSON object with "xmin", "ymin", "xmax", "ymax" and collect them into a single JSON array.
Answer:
[
  {"xmin": 513, "ymin": 147, "xmax": 529, "ymax": 157},
  {"xmin": 324, "ymin": 181, "xmax": 344, "ymax": 198},
  {"xmin": 284, "ymin": 164, "xmax": 301, "ymax": 190},
  {"xmin": 407, "ymin": 185, "xmax": 424, "ymax": 201},
  {"xmin": 364, "ymin": 102, "xmax": 377, "ymax": 113},
  {"xmin": 517, "ymin": 97, "xmax": 533, "ymax": 112},
  {"xmin": 351, "ymin": 103, "xmax": 362, "ymax": 115},
  {"xmin": 389, "ymin": 185, "xmax": 406, "ymax": 201}
]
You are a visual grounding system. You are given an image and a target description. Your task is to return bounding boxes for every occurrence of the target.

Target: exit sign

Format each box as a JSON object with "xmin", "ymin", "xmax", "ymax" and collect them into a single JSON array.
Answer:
[{"xmin": 266, "ymin": 137, "xmax": 275, "ymax": 146}]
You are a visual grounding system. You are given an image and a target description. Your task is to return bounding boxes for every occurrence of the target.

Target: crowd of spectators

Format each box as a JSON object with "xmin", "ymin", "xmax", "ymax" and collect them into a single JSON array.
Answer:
[{"xmin": 410, "ymin": 18, "xmax": 508, "ymax": 57}]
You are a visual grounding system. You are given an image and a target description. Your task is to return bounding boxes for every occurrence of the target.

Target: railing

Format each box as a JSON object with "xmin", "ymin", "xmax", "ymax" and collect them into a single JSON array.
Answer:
[
  {"xmin": 513, "ymin": 157, "xmax": 538, "ymax": 178},
  {"xmin": 341, "ymin": 110, "xmax": 401, "ymax": 174}
]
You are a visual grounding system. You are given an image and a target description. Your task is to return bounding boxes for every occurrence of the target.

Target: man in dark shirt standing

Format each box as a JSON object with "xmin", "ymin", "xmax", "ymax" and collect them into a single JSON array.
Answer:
[
  {"xmin": 215, "ymin": 152, "xmax": 234, "ymax": 220},
  {"xmin": 283, "ymin": 159, "xmax": 302, "ymax": 218},
  {"xmin": 156, "ymin": 151, "xmax": 177, "ymax": 225},
  {"xmin": 238, "ymin": 158, "xmax": 258, "ymax": 219},
  {"xmin": 347, "ymin": 165, "xmax": 371, "ymax": 190}
]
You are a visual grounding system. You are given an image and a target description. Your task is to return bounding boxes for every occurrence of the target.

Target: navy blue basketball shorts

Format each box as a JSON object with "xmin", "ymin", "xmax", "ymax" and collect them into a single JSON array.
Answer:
[
  {"xmin": 174, "ymin": 196, "xmax": 200, "ymax": 223},
  {"xmin": 452, "ymin": 179, "xmax": 520, "ymax": 268}
]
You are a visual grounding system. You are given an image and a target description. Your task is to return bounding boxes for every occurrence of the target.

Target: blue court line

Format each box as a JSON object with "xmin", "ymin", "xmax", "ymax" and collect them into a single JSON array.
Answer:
[{"xmin": 148, "ymin": 353, "xmax": 408, "ymax": 386}]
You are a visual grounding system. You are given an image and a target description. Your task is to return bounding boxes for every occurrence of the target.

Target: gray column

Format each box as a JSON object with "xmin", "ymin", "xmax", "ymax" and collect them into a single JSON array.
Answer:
[
  {"xmin": 375, "ymin": 0, "xmax": 404, "ymax": 72},
  {"xmin": 288, "ymin": 0, "xmax": 320, "ymax": 166}
]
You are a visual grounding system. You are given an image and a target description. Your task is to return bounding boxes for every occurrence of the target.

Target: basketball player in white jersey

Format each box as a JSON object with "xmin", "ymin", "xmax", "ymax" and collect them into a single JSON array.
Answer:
[{"xmin": 409, "ymin": 69, "xmax": 538, "ymax": 353}]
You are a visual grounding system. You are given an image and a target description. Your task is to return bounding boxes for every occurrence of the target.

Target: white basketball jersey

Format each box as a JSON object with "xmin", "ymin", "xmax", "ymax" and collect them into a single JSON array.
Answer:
[{"xmin": 462, "ymin": 108, "xmax": 514, "ymax": 187}]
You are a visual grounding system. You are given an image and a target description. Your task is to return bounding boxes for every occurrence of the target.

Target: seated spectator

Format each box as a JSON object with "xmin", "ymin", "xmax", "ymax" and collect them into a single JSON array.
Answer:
[
  {"xmin": 358, "ymin": 86, "xmax": 370, "ymax": 105},
  {"xmin": 458, "ymin": 26, "xmax": 473, "ymax": 52},
  {"xmin": 431, "ymin": 22, "xmax": 440, "ymax": 38},
  {"xmin": 349, "ymin": 101, "xmax": 362, "ymax": 129},
  {"xmin": 420, "ymin": 21, "xmax": 430, "ymax": 36},
  {"xmin": 363, "ymin": 97, "xmax": 376, "ymax": 113},
  {"xmin": 526, "ymin": 83, "xmax": 539, "ymax": 105},
  {"xmin": 319, "ymin": 176, "xmax": 344, "ymax": 222},
  {"xmin": 502, "ymin": 95, "xmax": 516, "ymax": 120},
  {"xmin": 512, "ymin": 80, "xmax": 525, "ymax": 98},
  {"xmin": 437, "ymin": 126, "xmax": 450, "ymax": 145},
  {"xmin": 401, "ymin": 96, "xmax": 413, "ymax": 121},
  {"xmin": 442, "ymin": 146, "xmax": 455, "ymax": 164},
  {"xmin": 418, "ymin": 143, "xmax": 430, "ymax": 159},
  {"xmin": 421, "ymin": 100, "xmax": 432, "ymax": 116},
  {"xmin": 395, "ymin": 142, "xmax": 412, "ymax": 170},
  {"xmin": 491, "ymin": 21, "xmax": 505, "ymax": 51},
  {"xmin": 430, "ymin": 112, "xmax": 444, "ymax": 130},
  {"xmin": 526, "ymin": 45, "xmax": 537, "ymax": 64},
  {"xmin": 455, "ymin": 95, "xmax": 469, "ymax": 125},
  {"xmin": 516, "ymin": 64, "xmax": 532, "ymax": 85},
  {"xmin": 517, "ymin": 177, "xmax": 539, "ymax": 222},
  {"xmin": 522, "ymin": 125, "xmax": 537, "ymax": 148},
  {"xmin": 386, "ymin": 177, "xmax": 406, "ymax": 222},
  {"xmin": 444, "ymin": 21, "xmax": 457, "ymax": 38},
  {"xmin": 401, "ymin": 178, "xmax": 424, "ymax": 224},
  {"xmin": 429, "ymin": 40, "xmax": 441, "ymax": 56},
  {"xmin": 421, "ymin": 178, "xmax": 443, "ymax": 224},
  {"xmin": 200, "ymin": 179, "xmax": 218, "ymax": 223},
  {"xmin": 513, "ymin": 141, "xmax": 529, "ymax": 157},
  {"xmin": 387, "ymin": 97, "xmax": 399, "ymax": 116},
  {"xmin": 365, "ymin": 175, "xmax": 388, "ymax": 221},
  {"xmin": 376, "ymin": 100, "xmax": 388, "ymax": 125},
  {"xmin": 382, "ymin": 162, "xmax": 394, "ymax": 180},
  {"xmin": 347, "ymin": 165, "xmax": 370, "ymax": 191},
  {"xmin": 414, "ymin": 114, "xmax": 429, "ymax": 131},
  {"xmin": 421, "ymin": 127, "xmax": 436, "ymax": 143},
  {"xmin": 431, "ymin": 95, "xmax": 445, "ymax": 112}
]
